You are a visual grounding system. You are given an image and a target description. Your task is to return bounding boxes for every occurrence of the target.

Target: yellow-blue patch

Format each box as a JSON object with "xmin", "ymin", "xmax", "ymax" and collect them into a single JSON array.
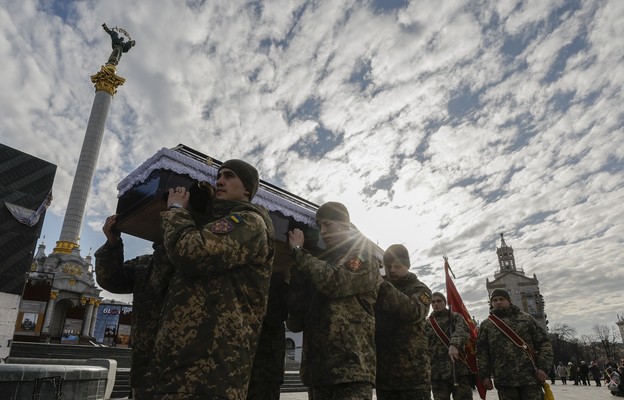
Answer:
[{"xmin": 210, "ymin": 214, "xmax": 243, "ymax": 234}]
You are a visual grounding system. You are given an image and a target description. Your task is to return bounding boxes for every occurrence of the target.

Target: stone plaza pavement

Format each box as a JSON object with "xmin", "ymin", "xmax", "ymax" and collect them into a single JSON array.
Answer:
[{"xmin": 280, "ymin": 382, "xmax": 616, "ymax": 400}]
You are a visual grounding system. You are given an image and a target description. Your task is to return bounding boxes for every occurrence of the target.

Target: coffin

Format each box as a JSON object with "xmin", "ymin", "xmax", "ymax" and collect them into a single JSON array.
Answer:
[
  {"xmin": 116, "ymin": 170, "xmax": 211, "ymax": 241},
  {"xmin": 115, "ymin": 148, "xmax": 216, "ymax": 242},
  {"xmin": 115, "ymin": 145, "xmax": 321, "ymax": 246}
]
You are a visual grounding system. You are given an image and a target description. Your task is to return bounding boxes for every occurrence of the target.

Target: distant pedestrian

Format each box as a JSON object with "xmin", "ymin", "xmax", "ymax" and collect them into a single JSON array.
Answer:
[
  {"xmin": 569, "ymin": 361, "xmax": 579, "ymax": 385},
  {"xmin": 556, "ymin": 362, "xmax": 567, "ymax": 384},
  {"xmin": 617, "ymin": 366, "xmax": 624, "ymax": 396},
  {"xmin": 606, "ymin": 367, "xmax": 623, "ymax": 396},
  {"xmin": 548, "ymin": 365, "xmax": 556, "ymax": 384},
  {"xmin": 579, "ymin": 361, "xmax": 590, "ymax": 385},
  {"xmin": 590, "ymin": 361, "xmax": 602, "ymax": 386}
]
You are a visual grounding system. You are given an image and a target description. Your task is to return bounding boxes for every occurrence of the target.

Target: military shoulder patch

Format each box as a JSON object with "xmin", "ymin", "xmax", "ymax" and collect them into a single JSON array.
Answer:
[
  {"xmin": 419, "ymin": 292, "xmax": 431, "ymax": 305},
  {"xmin": 345, "ymin": 256, "xmax": 363, "ymax": 271},
  {"xmin": 210, "ymin": 213, "xmax": 244, "ymax": 234},
  {"xmin": 211, "ymin": 219, "xmax": 234, "ymax": 234},
  {"xmin": 229, "ymin": 213, "xmax": 243, "ymax": 224}
]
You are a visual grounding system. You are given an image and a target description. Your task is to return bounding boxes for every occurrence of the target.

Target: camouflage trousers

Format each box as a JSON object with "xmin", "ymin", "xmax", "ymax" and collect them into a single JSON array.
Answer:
[
  {"xmin": 153, "ymin": 395, "xmax": 224, "ymax": 399},
  {"xmin": 133, "ymin": 389, "xmax": 152, "ymax": 400},
  {"xmin": 431, "ymin": 376, "xmax": 472, "ymax": 400},
  {"xmin": 375, "ymin": 389, "xmax": 430, "ymax": 400},
  {"xmin": 309, "ymin": 382, "xmax": 373, "ymax": 400},
  {"xmin": 495, "ymin": 384, "xmax": 543, "ymax": 400}
]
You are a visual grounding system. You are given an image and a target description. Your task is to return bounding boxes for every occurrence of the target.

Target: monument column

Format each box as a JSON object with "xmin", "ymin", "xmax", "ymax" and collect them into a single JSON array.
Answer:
[
  {"xmin": 81, "ymin": 297, "xmax": 95, "ymax": 337},
  {"xmin": 89, "ymin": 299, "xmax": 101, "ymax": 337},
  {"xmin": 54, "ymin": 65, "xmax": 126, "ymax": 254},
  {"xmin": 20, "ymin": 24, "xmax": 135, "ymax": 344},
  {"xmin": 53, "ymin": 23, "xmax": 133, "ymax": 255},
  {"xmin": 41, "ymin": 291, "xmax": 58, "ymax": 337}
]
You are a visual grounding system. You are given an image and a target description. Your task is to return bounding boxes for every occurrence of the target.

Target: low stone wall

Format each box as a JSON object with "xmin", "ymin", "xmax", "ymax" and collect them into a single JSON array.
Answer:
[
  {"xmin": 0, "ymin": 363, "xmax": 108, "ymax": 400},
  {"xmin": 6, "ymin": 358, "xmax": 117, "ymax": 399}
]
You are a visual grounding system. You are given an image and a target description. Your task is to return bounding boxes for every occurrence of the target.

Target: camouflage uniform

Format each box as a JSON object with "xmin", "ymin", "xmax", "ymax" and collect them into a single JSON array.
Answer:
[
  {"xmin": 247, "ymin": 272, "xmax": 289, "ymax": 400},
  {"xmin": 425, "ymin": 309, "xmax": 472, "ymax": 400},
  {"xmin": 375, "ymin": 273, "xmax": 432, "ymax": 400},
  {"xmin": 291, "ymin": 235, "xmax": 381, "ymax": 400},
  {"xmin": 149, "ymin": 199, "xmax": 275, "ymax": 400},
  {"xmin": 477, "ymin": 304, "xmax": 553, "ymax": 400},
  {"xmin": 285, "ymin": 266, "xmax": 309, "ymax": 333},
  {"xmin": 94, "ymin": 241, "xmax": 174, "ymax": 399}
]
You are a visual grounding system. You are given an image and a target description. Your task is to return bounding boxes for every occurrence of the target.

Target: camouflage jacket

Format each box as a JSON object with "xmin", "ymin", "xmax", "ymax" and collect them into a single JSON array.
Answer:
[
  {"xmin": 248, "ymin": 272, "xmax": 289, "ymax": 386},
  {"xmin": 477, "ymin": 304, "xmax": 553, "ymax": 386},
  {"xmin": 292, "ymin": 236, "xmax": 381, "ymax": 386},
  {"xmin": 150, "ymin": 199, "xmax": 275, "ymax": 399},
  {"xmin": 375, "ymin": 273, "xmax": 432, "ymax": 391},
  {"xmin": 425, "ymin": 309, "xmax": 471, "ymax": 381},
  {"xmin": 285, "ymin": 266, "xmax": 309, "ymax": 333},
  {"xmin": 94, "ymin": 240, "xmax": 174, "ymax": 393}
]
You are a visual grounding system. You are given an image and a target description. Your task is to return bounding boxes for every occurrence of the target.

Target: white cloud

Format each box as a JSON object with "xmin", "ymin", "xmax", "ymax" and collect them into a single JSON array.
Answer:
[{"xmin": 2, "ymin": 0, "xmax": 623, "ymax": 336}]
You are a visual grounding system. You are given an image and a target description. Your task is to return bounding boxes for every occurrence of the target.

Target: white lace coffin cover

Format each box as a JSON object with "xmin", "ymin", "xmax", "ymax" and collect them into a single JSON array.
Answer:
[{"xmin": 117, "ymin": 147, "xmax": 317, "ymax": 227}]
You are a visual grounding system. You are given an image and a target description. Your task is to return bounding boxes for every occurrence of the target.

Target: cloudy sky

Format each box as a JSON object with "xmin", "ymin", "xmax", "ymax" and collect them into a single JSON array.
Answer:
[{"xmin": 2, "ymin": 0, "xmax": 623, "ymax": 337}]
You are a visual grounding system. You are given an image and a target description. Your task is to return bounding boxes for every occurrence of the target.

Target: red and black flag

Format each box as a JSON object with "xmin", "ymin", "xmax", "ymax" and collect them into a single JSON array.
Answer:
[{"xmin": 444, "ymin": 256, "xmax": 487, "ymax": 399}]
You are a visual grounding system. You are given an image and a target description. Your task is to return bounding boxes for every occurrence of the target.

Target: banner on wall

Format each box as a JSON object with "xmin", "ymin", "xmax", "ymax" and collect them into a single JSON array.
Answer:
[
  {"xmin": 93, "ymin": 304, "xmax": 133, "ymax": 346},
  {"xmin": 116, "ymin": 323, "xmax": 131, "ymax": 348},
  {"xmin": 60, "ymin": 318, "xmax": 82, "ymax": 344},
  {"xmin": 14, "ymin": 300, "xmax": 47, "ymax": 336}
]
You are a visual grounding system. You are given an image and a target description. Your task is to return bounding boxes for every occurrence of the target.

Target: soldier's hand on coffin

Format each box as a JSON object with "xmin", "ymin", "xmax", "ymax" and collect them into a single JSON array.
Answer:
[
  {"xmin": 288, "ymin": 228, "xmax": 305, "ymax": 249},
  {"xmin": 168, "ymin": 186, "xmax": 190, "ymax": 209},
  {"xmin": 188, "ymin": 180, "xmax": 214, "ymax": 215},
  {"xmin": 103, "ymin": 214, "xmax": 121, "ymax": 245}
]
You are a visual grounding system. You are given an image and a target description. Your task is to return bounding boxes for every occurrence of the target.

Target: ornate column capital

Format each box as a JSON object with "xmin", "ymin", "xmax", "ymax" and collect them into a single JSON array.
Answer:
[
  {"xmin": 90, "ymin": 65, "xmax": 126, "ymax": 96},
  {"xmin": 53, "ymin": 240, "xmax": 79, "ymax": 254},
  {"xmin": 49, "ymin": 291, "xmax": 59, "ymax": 300}
]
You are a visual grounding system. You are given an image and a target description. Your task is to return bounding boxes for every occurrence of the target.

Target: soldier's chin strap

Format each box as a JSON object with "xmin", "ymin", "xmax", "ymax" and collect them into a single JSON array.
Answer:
[{"xmin": 487, "ymin": 314, "xmax": 537, "ymax": 371}]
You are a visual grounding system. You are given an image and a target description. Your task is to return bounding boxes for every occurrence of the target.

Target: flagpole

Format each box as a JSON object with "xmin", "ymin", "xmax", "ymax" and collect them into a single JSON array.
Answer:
[
  {"xmin": 449, "ymin": 301, "xmax": 459, "ymax": 387},
  {"xmin": 444, "ymin": 255, "xmax": 488, "ymax": 399}
]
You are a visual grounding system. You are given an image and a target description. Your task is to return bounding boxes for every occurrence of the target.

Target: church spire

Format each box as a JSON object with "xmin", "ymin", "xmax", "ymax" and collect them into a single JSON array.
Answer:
[{"xmin": 496, "ymin": 233, "xmax": 517, "ymax": 273}]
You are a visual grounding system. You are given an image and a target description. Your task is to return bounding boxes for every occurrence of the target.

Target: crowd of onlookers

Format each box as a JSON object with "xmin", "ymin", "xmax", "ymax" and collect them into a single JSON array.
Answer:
[{"xmin": 548, "ymin": 359, "xmax": 624, "ymax": 397}]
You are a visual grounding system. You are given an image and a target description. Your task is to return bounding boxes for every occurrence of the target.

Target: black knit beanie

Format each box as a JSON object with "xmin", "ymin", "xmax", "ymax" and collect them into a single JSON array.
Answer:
[
  {"xmin": 489, "ymin": 288, "xmax": 511, "ymax": 303},
  {"xmin": 383, "ymin": 244, "xmax": 410, "ymax": 267},
  {"xmin": 219, "ymin": 159, "xmax": 259, "ymax": 200},
  {"xmin": 432, "ymin": 292, "xmax": 447, "ymax": 304},
  {"xmin": 315, "ymin": 202, "xmax": 350, "ymax": 226}
]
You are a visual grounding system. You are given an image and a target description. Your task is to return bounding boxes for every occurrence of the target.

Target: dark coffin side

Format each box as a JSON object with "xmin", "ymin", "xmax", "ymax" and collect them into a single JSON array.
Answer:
[{"xmin": 115, "ymin": 169, "xmax": 211, "ymax": 242}]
